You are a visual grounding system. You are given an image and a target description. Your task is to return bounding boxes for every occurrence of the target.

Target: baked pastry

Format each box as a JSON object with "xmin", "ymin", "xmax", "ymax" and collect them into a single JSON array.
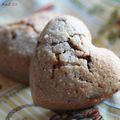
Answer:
[
  {"xmin": 0, "ymin": 11, "xmax": 56, "ymax": 84},
  {"xmin": 30, "ymin": 15, "xmax": 120, "ymax": 110}
]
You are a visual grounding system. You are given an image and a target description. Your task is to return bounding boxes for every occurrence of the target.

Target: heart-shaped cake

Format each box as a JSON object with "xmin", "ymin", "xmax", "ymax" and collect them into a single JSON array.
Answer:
[{"xmin": 30, "ymin": 15, "xmax": 120, "ymax": 110}]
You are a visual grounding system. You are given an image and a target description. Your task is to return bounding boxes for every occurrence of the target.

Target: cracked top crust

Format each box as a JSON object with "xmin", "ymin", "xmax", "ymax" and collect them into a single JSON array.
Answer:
[{"xmin": 30, "ymin": 15, "xmax": 120, "ymax": 110}]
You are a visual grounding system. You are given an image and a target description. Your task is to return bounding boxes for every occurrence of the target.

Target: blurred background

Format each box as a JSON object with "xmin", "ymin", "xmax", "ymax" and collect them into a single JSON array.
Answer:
[{"xmin": 0, "ymin": 0, "xmax": 119, "ymax": 56}]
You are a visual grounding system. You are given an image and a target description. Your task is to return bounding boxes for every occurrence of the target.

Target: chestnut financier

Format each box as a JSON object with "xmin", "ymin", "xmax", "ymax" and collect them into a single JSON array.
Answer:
[
  {"xmin": 30, "ymin": 15, "xmax": 120, "ymax": 110},
  {"xmin": 0, "ymin": 12, "xmax": 56, "ymax": 84}
]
